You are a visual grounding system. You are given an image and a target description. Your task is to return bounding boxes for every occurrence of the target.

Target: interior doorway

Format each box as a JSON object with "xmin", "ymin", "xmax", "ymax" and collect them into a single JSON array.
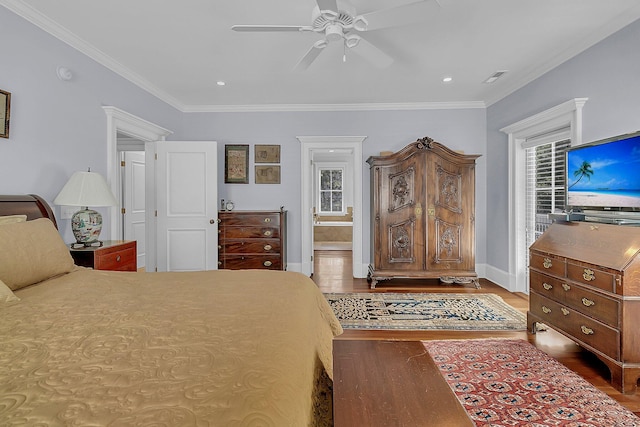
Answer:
[
  {"xmin": 312, "ymin": 155, "xmax": 353, "ymax": 252},
  {"xmin": 104, "ymin": 106, "xmax": 172, "ymax": 256},
  {"xmin": 119, "ymin": 145, "xmax": 146, "ymax": 268},
  {"xmin": 298, "ymin": 136, "xmax": 365, "ymax": 279}
]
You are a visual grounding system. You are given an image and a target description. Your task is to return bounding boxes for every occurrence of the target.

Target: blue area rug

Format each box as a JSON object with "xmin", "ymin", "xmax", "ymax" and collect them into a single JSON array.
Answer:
[{"xmin": 324, "ymin": 293, "xmax": 526, "ymax": 330}]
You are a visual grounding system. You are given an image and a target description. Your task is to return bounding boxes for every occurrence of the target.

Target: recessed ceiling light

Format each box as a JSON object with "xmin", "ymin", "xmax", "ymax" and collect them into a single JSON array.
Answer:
[
  {"xmin": 442, "ymin": 76, "xmax": 453, "ymax": 83},
  {"xmin": 216, "ymin": 81, "xmax": 226, "ymax": 86}
]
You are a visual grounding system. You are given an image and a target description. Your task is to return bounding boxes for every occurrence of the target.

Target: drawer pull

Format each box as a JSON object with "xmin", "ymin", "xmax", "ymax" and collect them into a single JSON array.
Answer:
[
  {"xmin": 263, "ymin": 260, "xmax": 272, "ymax": 267},
  {"xmin": 581, "ymin": 326, "xmax": 594, "ymax": 335},
  {"xmin": 561, "ymin": 308, "xmax": 570, "ymax": 316},
  {"xmin": 543, "ymin": 258, "xmax": 552, "ymax": 269},
  {"xmin": 541, "ymin": 306, "xmax": 551, "ymax": 314},
  {"xmin": 218, "ymin": 245, "xmax": 222, "ymax": 249},
  {"xmin": 264, "ymin": 244, "xmax": 272, "ymax": 251},
  {"xmin": 583, "ymin": 268, "xmax": 595, "ymax": 281},
  {"xmin": 542, "ymin": 282, "xmax": 553, "ymax": 291},
  {"xmin": 263, "ymin": 230, "xmax": 272, "ymax": 237},
  {"xmin": 582, "ymin": 298, "xmax": 595, "ymax": 307},
  {"xmin": 264, "ymin": 218, "xmax": 272, "ymax": 223},
  {"xmin": 218, "ymin": 261, "xmax": 222, "ymax": 266},
  {"xmin": 116, "ymin": 255, "xmax": 121, "ymax": 262},
  {"xmin": 562, "ymin": 283, "xmax": 571, "ymax": 291}
]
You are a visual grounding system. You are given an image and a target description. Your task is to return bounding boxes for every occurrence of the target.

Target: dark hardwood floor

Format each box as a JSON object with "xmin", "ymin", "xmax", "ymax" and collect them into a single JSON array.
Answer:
[{"xmin": 311, "ymin": 249, "xmax": 640, "ymax": 416}]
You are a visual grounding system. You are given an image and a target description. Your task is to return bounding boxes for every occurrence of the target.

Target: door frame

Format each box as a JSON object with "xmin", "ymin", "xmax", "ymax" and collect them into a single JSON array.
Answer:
[
  {"xmin": 298, "ymin": 136, "xmax": 366, "ymax": 278},
  {"xmin": 500, "ymin": 98, "xmax": 587, "ymax": 292},
  {"xmin": 104, "ymin": 106, "xmax": 172, "ymax": 241}
]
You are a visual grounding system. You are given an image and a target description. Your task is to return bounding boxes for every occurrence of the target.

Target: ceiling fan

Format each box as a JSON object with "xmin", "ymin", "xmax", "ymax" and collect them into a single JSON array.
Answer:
[{"xmin": 231, "ymin": 0, "xmax": 441, "ymax": 70}]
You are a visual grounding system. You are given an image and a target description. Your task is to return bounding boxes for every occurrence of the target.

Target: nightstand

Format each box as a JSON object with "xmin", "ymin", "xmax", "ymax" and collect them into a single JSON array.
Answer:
[{"xmin": 69, "ymin": 240, "xmax": 137, "ymax": 271}]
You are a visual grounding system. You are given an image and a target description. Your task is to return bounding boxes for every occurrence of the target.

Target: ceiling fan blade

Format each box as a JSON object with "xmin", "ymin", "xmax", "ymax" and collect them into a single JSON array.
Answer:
[
  {"xmin": 316, "ymin": 0, "xmax": 338, "ymax": 13},
  {"xmin": 360, "ymin": 0, "xmax": 441, "ymax": 31},
  {"xmin": 231, "ymin": 25, "xmax": 310, "ymax": 32},
  {"xmin": 350, "ymin": 37, "xmax": 393, "ymax": 68},
  {"xmin": 294, "ymin": 40, "xmax": 328, "ymax": 71}
]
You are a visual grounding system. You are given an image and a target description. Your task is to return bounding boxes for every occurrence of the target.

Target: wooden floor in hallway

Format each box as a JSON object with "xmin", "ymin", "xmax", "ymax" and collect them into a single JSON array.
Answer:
[{"xmin": 311, "ymin": 249, "xmax": 640, "ymax": 417}]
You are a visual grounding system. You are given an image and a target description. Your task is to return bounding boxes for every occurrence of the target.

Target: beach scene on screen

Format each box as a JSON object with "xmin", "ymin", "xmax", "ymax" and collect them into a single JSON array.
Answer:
[{"xmin": 566, "ymin": 135, "xmax": 640, "ymax": 208}]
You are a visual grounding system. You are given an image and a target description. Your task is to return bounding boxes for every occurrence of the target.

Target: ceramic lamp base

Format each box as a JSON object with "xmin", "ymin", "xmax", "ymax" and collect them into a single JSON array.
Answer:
[{"xmin": 71, "ymin": 207, "xmax": 103, "ymax": 244}]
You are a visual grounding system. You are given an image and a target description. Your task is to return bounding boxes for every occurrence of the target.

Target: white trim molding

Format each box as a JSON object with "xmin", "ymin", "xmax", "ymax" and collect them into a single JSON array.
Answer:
[
  {"xmin": 298, "ymin": 136, "xmax": 366, "ymax": 278},
  {"xmin": 500, "ymin": 98, "xmax": 587, "ymax": 293},
  {"xmin": 103, "ymin": 106, "xmax": 172, "ymax": 241}
]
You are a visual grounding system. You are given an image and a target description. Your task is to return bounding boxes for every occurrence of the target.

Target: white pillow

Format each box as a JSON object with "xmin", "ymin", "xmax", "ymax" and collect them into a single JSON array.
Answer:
[{"xmin": 0, "ymin": 278, "xmax": 19, "ymax": 302}]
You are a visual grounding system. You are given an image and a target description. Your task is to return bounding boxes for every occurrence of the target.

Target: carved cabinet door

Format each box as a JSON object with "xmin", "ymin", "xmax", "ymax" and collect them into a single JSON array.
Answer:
[
  {"xmin": 424, "ymin": 153, "xmax": 475, "ymax": 272},
  {"xmin": 372, "ymin": 156, "xmax": 426, "ymax": 271}
]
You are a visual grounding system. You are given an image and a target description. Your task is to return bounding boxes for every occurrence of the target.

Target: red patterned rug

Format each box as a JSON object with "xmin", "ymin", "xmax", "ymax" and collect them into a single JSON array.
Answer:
[{"xmin": 423, "ymin": 339, "xmax": 640, "ymax": 426}]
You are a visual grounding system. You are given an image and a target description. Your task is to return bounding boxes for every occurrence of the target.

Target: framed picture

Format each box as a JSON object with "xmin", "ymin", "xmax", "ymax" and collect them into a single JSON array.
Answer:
[
  {"xmin": 255, "ymin": 144, "xmax": 280, "ymax": 163},
  {"xmin": 255, "ymin": 165, "xmax": 281, "ymax": 184},
  {"xmin": 0, "ymin": 89, "xmax": 10, "ymax": 139},
  {"xmin": 225, "ymin": 144, "xmax": 249, "ymax": 183}
]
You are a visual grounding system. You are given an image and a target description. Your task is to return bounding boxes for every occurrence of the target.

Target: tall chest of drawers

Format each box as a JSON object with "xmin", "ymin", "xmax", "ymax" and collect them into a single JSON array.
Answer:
[
  {"xmin": 528, "ymin": 221, "xmax": 640, "ymax": 393},
  {"xmin": 218, "ymin": 210, "xmax": 287, "ymax": 270}
]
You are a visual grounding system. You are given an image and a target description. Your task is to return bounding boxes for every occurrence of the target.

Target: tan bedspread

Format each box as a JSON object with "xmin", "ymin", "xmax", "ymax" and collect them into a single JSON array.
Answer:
[{"xmin": 0, "ymin": 268, "xmax": 343, "ymax": 426}]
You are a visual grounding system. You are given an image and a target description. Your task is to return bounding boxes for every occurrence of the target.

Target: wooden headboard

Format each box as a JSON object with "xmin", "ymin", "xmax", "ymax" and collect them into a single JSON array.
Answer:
[{"xmin": 0, "ymin": 194, "xmax": 57, "ymax": 228}]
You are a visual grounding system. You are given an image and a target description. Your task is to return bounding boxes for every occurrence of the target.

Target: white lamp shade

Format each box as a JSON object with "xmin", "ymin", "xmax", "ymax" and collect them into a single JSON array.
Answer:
[{"xmin": 54, "ymin": 171, "xmax": 117, "ymax": 207}]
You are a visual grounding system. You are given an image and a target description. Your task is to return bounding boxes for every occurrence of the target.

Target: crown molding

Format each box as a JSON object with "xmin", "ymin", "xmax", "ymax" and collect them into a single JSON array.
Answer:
[
  {"xmin": 182, "ymin": 101, "xmax": 486, "ymax": 113},
  {"xmin": 485, "ymin": 3, "xmax": 640, "ymax": 107},
  {"xmin": 1, "ymin": 0, "xmax": 486, "ymax": 114},
  {"xmin": 1, "ymin": 0, "xmax": 186, "ymax": 111}
]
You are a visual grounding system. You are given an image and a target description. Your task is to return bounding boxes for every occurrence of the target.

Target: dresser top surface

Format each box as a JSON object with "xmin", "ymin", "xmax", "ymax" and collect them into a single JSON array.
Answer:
[{"xmin": 531, "ymin": 221, "xmax": 640, "ymax": 271}]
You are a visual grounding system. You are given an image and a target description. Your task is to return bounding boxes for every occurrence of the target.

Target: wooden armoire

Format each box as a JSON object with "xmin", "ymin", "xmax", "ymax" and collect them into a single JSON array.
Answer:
[{"xmin": 366, "ymin": 137, "xmax": 480, "ymax": 289}]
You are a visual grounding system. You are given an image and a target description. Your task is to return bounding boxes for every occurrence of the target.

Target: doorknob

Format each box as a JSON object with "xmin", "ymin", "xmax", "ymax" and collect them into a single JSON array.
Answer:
[{"xmin": 210, "ymin": 219, "xmax": 215, "ymax": 224}]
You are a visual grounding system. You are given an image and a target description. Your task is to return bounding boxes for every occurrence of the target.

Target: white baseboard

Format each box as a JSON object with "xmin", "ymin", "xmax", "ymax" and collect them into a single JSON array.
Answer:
[
  {"xmin": 482, "ymin": 264, "xmax": 516, "ymax": 292},
  {"xmin": 299, "ymin": 259, "xmax": 519, "ymax": 293},
  {"xmin": 286, "ymin": 263, "xmax": 302, "ymax": 274}
]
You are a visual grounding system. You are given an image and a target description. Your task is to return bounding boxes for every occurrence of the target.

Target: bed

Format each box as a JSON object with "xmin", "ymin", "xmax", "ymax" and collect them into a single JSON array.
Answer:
[{"xmin": 0, "ymin": 195, "xmax": 343, "ymax": 426}]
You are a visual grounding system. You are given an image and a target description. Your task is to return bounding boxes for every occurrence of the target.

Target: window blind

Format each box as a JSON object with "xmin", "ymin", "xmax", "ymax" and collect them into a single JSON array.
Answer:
[{"xmin": 525, "ymin": 138, "xmax": 571, "ymax": 248}]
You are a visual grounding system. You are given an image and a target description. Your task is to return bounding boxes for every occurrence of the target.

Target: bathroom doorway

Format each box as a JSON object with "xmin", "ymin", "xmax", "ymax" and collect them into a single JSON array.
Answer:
[{"xmin": 299, "ymin": 136, "xmax": 365, "ymax": 279}]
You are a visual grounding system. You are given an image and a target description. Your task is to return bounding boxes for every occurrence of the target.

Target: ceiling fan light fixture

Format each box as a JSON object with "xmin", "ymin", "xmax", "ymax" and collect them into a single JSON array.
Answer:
[
  {"xmin": 353, "ymin": 16, "xmax": 368, "ymax": 32},
  {"xmin": 345, "ymin": 34, "xmax": 360, "ymax": 48},
  {"xmin": 325, "ymin": 24, "xmax": 344, "ymax": 42}
]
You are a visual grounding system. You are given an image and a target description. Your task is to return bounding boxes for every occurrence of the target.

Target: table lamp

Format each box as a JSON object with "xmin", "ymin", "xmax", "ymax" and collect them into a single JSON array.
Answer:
[{"xmin": 54, "ymin": 169, "xmax": 117, "ymax": 247}]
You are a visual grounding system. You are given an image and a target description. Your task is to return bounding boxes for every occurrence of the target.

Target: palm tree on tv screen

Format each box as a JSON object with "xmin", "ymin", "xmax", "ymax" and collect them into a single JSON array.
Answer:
[{"xmin": 569, "ymin": 161, "xmax": 594, "ymax": 189}]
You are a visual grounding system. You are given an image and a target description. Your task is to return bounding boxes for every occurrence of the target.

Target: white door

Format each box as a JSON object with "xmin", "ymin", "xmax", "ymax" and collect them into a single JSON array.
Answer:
[
  {"xmin": 123, "ymin": 151, "xmax": 146, "ymax": 269},
  {"xmin": 146, "ymin": 141, "xmax": 218, "ymax": 272}
]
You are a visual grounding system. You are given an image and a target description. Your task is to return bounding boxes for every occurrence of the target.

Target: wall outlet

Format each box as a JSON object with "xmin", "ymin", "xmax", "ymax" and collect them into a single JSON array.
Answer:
[{"xmin": 60, "ymin": 206, "xmax": 77, "ymax": 220}]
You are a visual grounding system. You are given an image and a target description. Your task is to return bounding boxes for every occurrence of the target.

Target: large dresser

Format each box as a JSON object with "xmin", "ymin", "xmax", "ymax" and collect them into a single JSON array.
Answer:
[
  {"xmin": 528, "ymin": 221, "xmax": 640, "ymax": 393},
  {"xmin": 366, "ymin": 137, "xmax": 480, "ymax": 288},
  {"xmin": 218, "ymin": 210, "xmax": 287, "ymax": 270}
]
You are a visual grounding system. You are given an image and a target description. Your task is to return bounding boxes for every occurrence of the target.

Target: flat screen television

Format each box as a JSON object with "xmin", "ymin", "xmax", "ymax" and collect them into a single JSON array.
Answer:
[{"xmin": 566, "ymin": 131, "xmax": 640, "ymax": 211}]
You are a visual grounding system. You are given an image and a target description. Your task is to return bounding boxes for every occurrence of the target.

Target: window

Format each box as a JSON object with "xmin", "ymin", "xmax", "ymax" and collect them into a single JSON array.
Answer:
[
  {"xmin": 319, "ymin": 167, "xmax": 343, "ymax": 213},
  {"xmin": 501, "ymin": 98, "xmax": 587, "ymax": 292},
  {"xmin": 525, "ymin": 139, "xmax": 570, "ymax": 247}
]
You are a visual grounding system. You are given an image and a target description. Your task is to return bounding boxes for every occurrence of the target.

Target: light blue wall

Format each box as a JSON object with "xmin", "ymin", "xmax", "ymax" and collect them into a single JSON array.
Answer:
[
  {"xmin": 0, "ymin": 5, "xmax": 487, "ymax": 269},
  {"xmin": 0, "ymin": 7, "xmax": 183, "ymax": 242},
  {"xmin": 179, "ymin": 109, "xmax": 487, "ymax": 266},
  {"xmin": 14, "ymin": 6, "xmax": 640, "ymax": 275},
  {"xmin": 486, "ymin": 18, "xmax": 640, "ymax": 274}
]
